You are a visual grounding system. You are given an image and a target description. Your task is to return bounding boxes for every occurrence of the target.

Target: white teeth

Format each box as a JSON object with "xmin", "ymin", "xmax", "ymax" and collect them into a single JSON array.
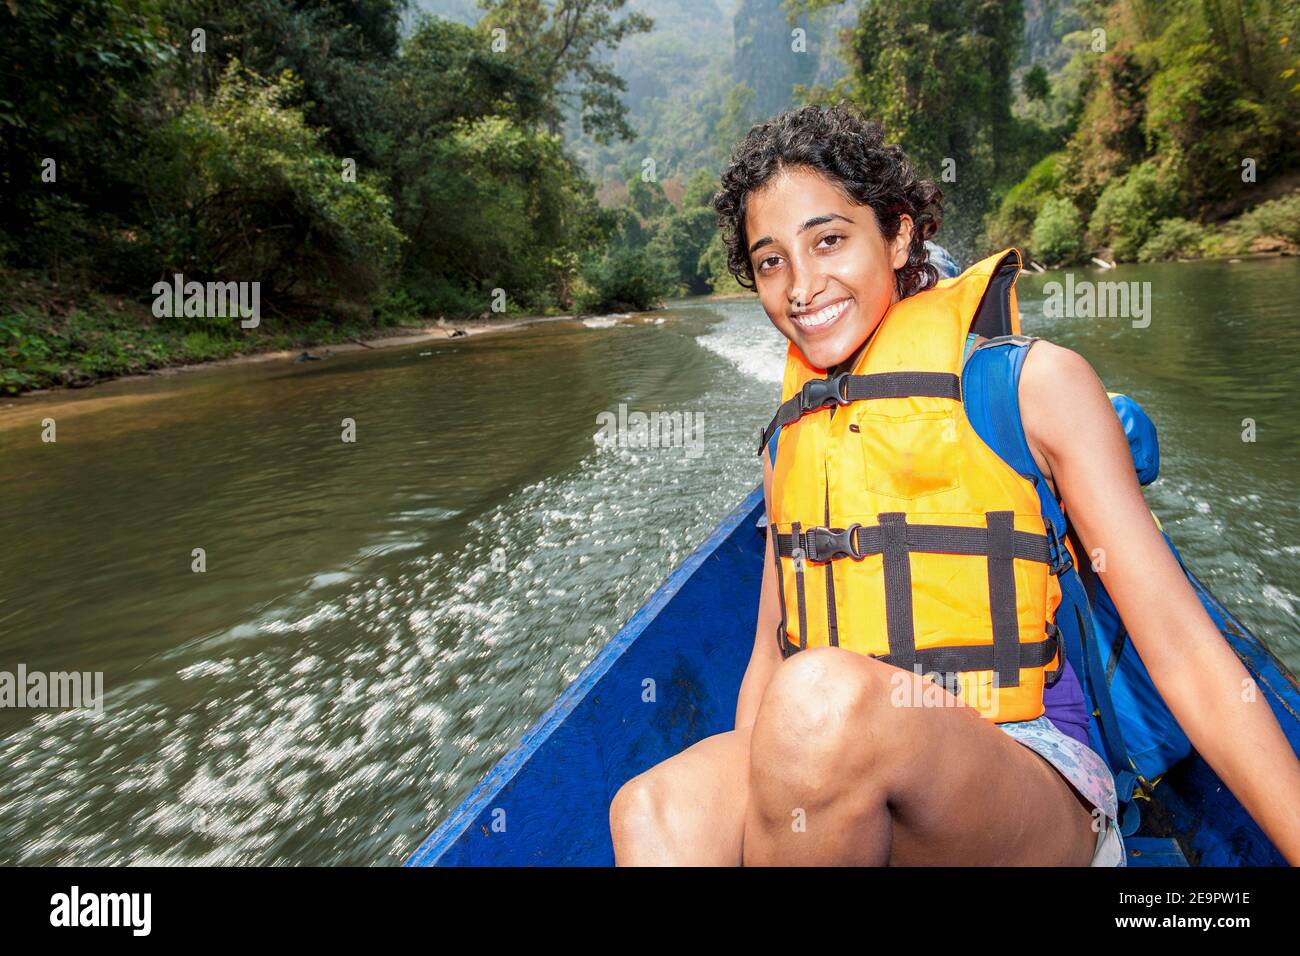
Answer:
[{"xmin": 793, "ymin": 300, "xmax": 849, "ymax": 328}]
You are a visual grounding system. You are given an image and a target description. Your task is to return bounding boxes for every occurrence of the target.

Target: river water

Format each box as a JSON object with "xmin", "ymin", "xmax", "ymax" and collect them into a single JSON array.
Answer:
[{"xmin": 1, "ymin": 257, "xmax": 1296, "ymax": 864}]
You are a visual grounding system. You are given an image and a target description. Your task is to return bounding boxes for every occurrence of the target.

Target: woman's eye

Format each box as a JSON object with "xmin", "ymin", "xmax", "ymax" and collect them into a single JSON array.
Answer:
[
  {"xmin": 758, "ymin": 256, "xmax": 780, "ymax": 271},
  {"xmin": 819, "ymin": 234, "xmax": 844, "ymax": 249}
]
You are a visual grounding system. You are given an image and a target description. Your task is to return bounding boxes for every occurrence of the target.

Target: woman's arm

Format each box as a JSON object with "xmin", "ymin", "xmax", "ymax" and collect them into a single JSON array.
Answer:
[
  {"xmin": 735, "ymin": 452, "xmax": 784, "ymax": 730},
  {"xmin": 1022, "ymin": 340, "xmax": 1300, "ymax": 864}
]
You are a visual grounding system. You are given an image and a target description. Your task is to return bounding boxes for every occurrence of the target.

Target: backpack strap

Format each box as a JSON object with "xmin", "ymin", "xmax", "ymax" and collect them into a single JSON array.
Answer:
[
  {"xmin": 963, "ymin": 335, "xmax": 1042, "ymax": 482},
  {"xmin": 963, "ymin": 335, "xmax": 1143, "ymax": 835}
]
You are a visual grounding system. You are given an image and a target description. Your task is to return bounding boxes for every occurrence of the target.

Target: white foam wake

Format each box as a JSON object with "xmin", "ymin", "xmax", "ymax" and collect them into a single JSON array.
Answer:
[{"xmin": 695, "ymin": 313, "xmax": 787, "ymax": 385}]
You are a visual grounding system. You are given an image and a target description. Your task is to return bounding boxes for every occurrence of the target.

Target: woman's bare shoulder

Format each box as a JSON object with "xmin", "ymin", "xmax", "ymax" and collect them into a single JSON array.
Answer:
[
  {"xmin": 1019, "ymin": 338, "xmax": 1106, "ymax": 429},
  {"xmin": 1019, "ymin": 339, "xmax": 1121, "ymax": 486},
  {"xmin": 967, "ymin": 334, "xmax": 1109, "ymax": 493}
]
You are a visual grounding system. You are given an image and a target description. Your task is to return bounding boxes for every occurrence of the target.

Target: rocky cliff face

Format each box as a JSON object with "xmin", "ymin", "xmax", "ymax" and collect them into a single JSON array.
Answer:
[
  {"xmin": 1019, "ymin": 0, "xmax": 1086, "ymax": 70},
  {"xmin": 731, "ymin": 0, "xmax": 856, "ymax": 117},
  {"xmin": 730, "ymin": 0, "xmax": 1077, "ymax": 119}
]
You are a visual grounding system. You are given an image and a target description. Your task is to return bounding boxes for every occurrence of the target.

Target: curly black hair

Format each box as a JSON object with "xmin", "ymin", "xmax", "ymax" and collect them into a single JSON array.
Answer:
[{"xmin": 712, "ymin": 104, "xmax": 944, "ymax": 299}]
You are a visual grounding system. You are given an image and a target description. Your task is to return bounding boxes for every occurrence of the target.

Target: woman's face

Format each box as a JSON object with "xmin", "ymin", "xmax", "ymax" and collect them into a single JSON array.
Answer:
[{"xmin": 744, "ymin": 165, "xmax": 913, "ymax": 370}]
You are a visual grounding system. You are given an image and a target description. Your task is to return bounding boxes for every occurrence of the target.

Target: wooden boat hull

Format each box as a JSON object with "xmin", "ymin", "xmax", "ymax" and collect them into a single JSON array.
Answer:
[{"xmin": 406, "ymin": 487, "xmax": 1299, "ymax": 866}]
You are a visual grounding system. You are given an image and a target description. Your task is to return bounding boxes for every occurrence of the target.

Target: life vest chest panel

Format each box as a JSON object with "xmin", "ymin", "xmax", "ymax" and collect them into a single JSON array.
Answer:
[{"xmin": 766, "ymin": 248, "xmax": 1063, "ymax": 722}]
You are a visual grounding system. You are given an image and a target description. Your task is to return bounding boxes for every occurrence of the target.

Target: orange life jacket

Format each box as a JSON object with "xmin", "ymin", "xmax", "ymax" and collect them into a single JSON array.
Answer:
[{"xmin": 760, "ymin": 248, "xmax": 1065, "ymax": 722}]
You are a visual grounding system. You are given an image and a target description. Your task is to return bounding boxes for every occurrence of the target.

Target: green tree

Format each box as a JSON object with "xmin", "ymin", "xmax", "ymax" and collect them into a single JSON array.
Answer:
[
  {"xmin": 476, "ymin": 0, "xmax": 654, "ymax": 143},
  {"xmin": 1022, "ymin": 63, "xmax": 1050, "ymax": 101},
  {"xmin": 128, "ymin": 63, "xmax": 402, "ymax": 310},
  {"xmin": 1087, "ymin": 160, "xmax": 1177, "ymax": 261},
  {"xmin": 1137, "ymin": 217, "xmax": 1207, "ymax": 261},
  {"xmin": 161, "ymin": 0, "xmax": 409, "ymax": 162},
  {"xmin": 626, "ymin": 173, "xmax": 670, "ymax": 221},
  {"xmin": 1144, "ymin": 35, "xmax": 1287, "ymax": 204},
  {"xmin": 371, "ymin": 16, "xmax": 604, "ymax": 315},
  {"xmin": 983, "ymin": 152, "xmax": 1063, "ymax": 251},
  {"xmin": 644, "ymin": 207, "xmax": 717, "ymax": 294},
  {"xmin": 1052, "ymin": 0, "xmax": 1297, "ymax": 226},
  {"xmin": 0, "ymin": 0, "xmax": 174, "ymax": 268},
  {"xmin": 682, "ymin": 166, "xmax": 720, "ymax": 210},
  {"xmin": 576, "ymin": 243, "xmax": 677, "ymax": 312},
  {"xmin": 710, "ymin": 82, "xmax": 759, "ymax": 168},
  {"xmin": 842, "ymin": 0, "xmax": 1027, "ymax": 257}
]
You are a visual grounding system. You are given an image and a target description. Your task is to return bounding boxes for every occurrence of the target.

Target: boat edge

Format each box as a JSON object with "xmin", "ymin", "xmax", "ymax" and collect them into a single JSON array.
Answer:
[{"xmin": 403, "ymin": 485, "xmax": 766, "ymax": 866}]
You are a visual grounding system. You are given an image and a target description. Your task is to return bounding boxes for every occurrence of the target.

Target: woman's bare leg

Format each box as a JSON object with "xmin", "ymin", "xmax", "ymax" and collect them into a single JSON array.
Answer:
[
  {"xmin": 610, "ymin": 727, "xmax": 751, "ymax": 865},
  {"xmin": 743, "ymin": 647, "xmax": 1098, "ymax": 866}
]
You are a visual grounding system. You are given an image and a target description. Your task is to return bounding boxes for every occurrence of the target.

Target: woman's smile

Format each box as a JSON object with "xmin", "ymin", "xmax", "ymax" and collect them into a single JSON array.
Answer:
[{"xmin": 790, "ymin": 297, "xmax": 853, "ymax": 334}]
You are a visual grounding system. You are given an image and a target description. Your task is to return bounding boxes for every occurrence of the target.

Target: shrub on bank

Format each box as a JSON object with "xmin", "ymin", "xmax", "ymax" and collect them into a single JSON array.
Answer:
[
  {"xmin": 1138, "ymin": 218, "xmax": 1208, "ymax": 261},
  {"xmin": 1137, "ymin": 194, "xmax": 1300, "ymax": 261},
  {"xmin": 1030, "ymin": 197, "xmax": 1087, "ymax": 266},
  {"xmin": 1227, "ymin": 193, "xmax": 1300, "ymax": 248},
  {"xmin": 0, "ymin": 270, "xmax": 414, "ymax": 395},
  {"xmin": 1087, "ymin": 161, "xmax": 1180, "ymax": 262},
  {"xmin": 126, "ymin": 63, "xmax": 403, "ymax": 311},
  {"xmin": 575, "ymin": 245, "xmax": 678, "ymax": 314},
  {"xmin": 984, "ymin": 152, "xmax": 1064, "ymax": 253}
]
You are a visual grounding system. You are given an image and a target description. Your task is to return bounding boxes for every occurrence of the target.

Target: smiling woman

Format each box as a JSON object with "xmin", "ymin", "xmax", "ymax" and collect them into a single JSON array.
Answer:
[{"xmin": 608, "ymin": 104, "xmax": 1300, "ymax": 867}]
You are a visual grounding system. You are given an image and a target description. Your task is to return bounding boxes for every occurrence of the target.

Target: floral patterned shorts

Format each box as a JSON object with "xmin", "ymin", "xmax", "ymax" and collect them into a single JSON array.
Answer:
[{"xmin": 996, "ymin": 715, "xmax": 1126, "ymax": 866}]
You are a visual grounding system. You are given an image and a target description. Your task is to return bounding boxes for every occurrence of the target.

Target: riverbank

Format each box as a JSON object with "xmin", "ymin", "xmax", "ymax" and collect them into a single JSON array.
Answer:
[
  {"xmin": 0, "ymin": 305, "xmax": 664, "ymax": 431},
  {"xmin": 91, "ymin": 311, "xmax": 586, "ymax": 380},
  {"xmin": 0, "ymin": 268, "xmax": 652, "ymax": 399}
]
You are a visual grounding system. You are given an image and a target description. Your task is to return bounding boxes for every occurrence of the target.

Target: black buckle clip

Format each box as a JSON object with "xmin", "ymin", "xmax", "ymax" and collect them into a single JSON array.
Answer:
[
  {"xmin": 1045, "ymin": 522, "xmax": 1073, "ymax": 576},
  {"xmin": 799, "ymin": 373, "xmax": 849, "ymax": 413},
  {"xmin": 1043, "ymin": 621, "xmax": 1064, "ymax": 687},
  {"xmin": 803, "ymin": 523, "xmax": 863, "ymax": 562}
]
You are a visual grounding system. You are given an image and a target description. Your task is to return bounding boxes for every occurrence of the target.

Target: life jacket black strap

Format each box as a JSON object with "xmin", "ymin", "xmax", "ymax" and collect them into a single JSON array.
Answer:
[
  {"xmin": 757, "ymin": 371, "xmax": 962, "ymax": 456},
  {"xmin": 774, "ymin": 522, "xmax": 1052, "ymax": 565},
  {"xmin": 791, "ymin": 520, "xmax": 808, "ymax": 652},
  {"xmin": 878, "ymin": 512, "xmax": 916, "ymax": 673},
  {"xmin": 985, "ymin": 510, "xmax": 1022, "ymax": 687},
  {"xmin": 874, "ymin": 634, "xmax": 1059, "ymax": 674},
  {"xmin": 777, "ymin": 623, "xmax": 800, "ymax": 658},
  {"xmin": 1043, "ymin": 621, "xmax": 1065, "ymax": 687},
  {"xmin": 823, "ymin": 486, "xmax": 839, "ymax": 648},
  {"xmin": 769, "ymin": 516, "xmax": 792, "ymax": 660},
  {"xmin": 776, "ymin": 627, "xmax": 1061, "ymax": 675}
]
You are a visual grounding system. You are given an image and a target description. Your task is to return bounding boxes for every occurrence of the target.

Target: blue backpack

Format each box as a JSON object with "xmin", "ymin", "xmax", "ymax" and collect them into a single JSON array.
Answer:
[
  {"xmin": 964, "ymin": 333, "xmax": 1193, "ymax": 836},
  {"xmin": 934, "ymin": 242, "xmax": 1192, "ymax": 832}
]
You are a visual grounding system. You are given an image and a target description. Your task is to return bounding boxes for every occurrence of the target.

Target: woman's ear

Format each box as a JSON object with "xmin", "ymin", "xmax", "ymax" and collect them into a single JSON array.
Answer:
[{"xmin": 891, "ymin": 214, "xmax": 914, "ymax": 270}]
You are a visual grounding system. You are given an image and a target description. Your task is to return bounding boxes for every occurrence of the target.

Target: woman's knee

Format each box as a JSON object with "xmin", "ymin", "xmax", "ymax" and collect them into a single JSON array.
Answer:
[
  {"xmin": 758, "ymin": 647, "xmax": 896, "ymax": 736},
  {"xmin": 751, "ymin": 648, "xmax": 905, "ymax": 788},
  {"xmin": 609, "ymin": 771, "xmax": 669, "ymax": 853}
]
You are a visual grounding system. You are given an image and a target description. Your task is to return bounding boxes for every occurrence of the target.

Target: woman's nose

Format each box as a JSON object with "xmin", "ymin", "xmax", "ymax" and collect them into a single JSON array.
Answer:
[{"xmin": 790, "ymin": 276, "xmax": 821, "ymax": 306}]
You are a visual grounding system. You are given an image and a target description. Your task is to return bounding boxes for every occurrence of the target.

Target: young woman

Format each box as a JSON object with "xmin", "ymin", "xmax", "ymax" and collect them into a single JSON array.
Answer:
[{"xmin": 609, "ymin": 104, "xmax": 1300, "ymax": 866}]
